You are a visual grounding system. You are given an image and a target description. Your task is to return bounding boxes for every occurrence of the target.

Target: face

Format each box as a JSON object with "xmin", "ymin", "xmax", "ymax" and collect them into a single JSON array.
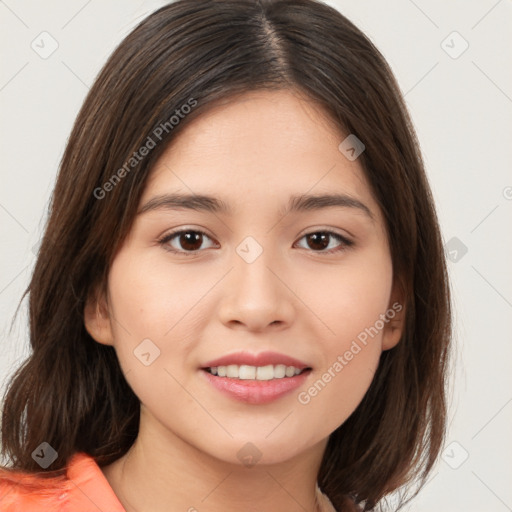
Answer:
[{"xmin": 85, "ymin": 89, "xmax": 404, "ymax": 466}]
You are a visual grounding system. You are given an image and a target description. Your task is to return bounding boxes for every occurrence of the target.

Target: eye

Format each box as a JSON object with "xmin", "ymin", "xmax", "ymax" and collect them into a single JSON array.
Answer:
[
  {"xmin": 158, "ymin": 229, "xmax": 217, "ymax": 255},
  {"xmin": 294, "ymin": 231, "xmax": 354, "ymax": 253},
  {"xmin": 158, "ymin": 229, "xmax": 353, "ymax": 256}
]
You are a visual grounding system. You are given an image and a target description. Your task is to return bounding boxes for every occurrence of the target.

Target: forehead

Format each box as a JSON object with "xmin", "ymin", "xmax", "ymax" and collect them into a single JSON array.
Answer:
[{"xmin": 141, "ymin": 89, "xmax": 383, "ymax": 224}]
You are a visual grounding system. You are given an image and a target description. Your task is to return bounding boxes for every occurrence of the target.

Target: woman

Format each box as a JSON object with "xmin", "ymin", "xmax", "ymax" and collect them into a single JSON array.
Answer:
[{"xmin": 0, "ymin": 1, "xmax": 451, "ymax": 510}]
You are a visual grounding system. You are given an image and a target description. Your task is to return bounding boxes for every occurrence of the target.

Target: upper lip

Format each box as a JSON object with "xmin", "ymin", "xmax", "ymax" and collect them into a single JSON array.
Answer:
[{"xmin": 202, "ymin": 351, "xmax": 311, "ymax": 370}]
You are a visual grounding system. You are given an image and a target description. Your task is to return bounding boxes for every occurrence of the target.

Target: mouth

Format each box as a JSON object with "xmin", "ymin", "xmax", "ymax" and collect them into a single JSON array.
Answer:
[
  {"xmin": 201, "ymin": 366, "xmax": 312, "ymax": 404},
  {"xmin": 199, "ymin": 351, "xmax": 313, "ymax": 404},
  {"xmin": 202, "ymin": 364, "xmax": 312, "ymax": 380}
]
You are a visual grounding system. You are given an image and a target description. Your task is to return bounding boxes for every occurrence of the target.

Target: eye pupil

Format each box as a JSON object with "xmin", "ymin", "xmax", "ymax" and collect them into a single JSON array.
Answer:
[
  {"xmin": 307, "ymin": 233, "xmax": 329, "ymax": 250},
  {"xmin": 181, "ymin": 231, "xmax": 202, "ymax": 251}
]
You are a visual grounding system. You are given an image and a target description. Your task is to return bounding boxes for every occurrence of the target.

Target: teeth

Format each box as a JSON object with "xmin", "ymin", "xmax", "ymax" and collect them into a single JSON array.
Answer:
[
  {"xmin": 273, "ymin": 364, "xmax": 286, "ymax": 378},
  {"xmin": 256, "ymin": 365, "xmax": 274, "ymax": 380},
  {"xmin": 226, "ymin": 364, "xmax": 238, "ymax": 378},
  {"xmin": 207, "ymin": 364, "xmax": 306, "ymax": 380},
  {"xmin": 239, "ymin": 365, "xmax": 256, "ymax": 379}
]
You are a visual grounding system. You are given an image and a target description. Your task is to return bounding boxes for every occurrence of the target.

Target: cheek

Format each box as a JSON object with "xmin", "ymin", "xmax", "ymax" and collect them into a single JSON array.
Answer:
[
  {"xmin": 104, "ymin": 250, "xmax": 198, "ymax": 386},
  {"xmin": 300, "ymin": 252, "xmax": 393, "ymax": 351},
  {"xmin": 104, "ymin": 252, "xmax": 202, "ymax": 417},
  {"xmin": 295, "ymin": 280, "xmax": 389, "ymax": 438},
  {"xmin": 292, "ymin": 255, "xmax": 392, "ymax": 431},
  {"xmin": 107, "ymin": 249, "xmax": 214, "ymax": 341},
  {"xmin": 296, "ymin": 346, "xmax": 381, "ymax": 444}
]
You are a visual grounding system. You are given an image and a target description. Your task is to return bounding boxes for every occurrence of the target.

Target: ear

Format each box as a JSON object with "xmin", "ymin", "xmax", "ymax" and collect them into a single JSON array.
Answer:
[
  {"xmin": 84, "ymin": 283, "xmax": 114, "ymax": 346},
  {"xmin": 381, "ymin": 279, "xmax": 406, "ymax": 351}
]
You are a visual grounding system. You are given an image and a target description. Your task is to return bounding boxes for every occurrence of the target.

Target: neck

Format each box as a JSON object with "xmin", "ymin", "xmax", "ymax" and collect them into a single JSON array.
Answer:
[{"xmin": 101, "ymin": 410, "xmax": 328, "ymax": 512}]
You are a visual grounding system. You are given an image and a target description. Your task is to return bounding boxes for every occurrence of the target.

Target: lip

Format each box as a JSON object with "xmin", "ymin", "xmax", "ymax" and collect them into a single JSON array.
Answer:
[
  {"xmin": 200, "ymin": 350, "xmax": 312, "ymax": 405},
  {"xmin": 201, "ymin": 368, "xmax": 311, "ymax": 405},
  {"xmin": 201, "ymin": 350, "xmax": 311, "ymax": 370}
]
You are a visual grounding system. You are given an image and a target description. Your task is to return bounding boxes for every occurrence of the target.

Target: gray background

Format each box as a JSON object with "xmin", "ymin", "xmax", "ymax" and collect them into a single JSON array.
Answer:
[{"xmin": 1, "ymin": 1, "xmax": 511, "ymax": 510}]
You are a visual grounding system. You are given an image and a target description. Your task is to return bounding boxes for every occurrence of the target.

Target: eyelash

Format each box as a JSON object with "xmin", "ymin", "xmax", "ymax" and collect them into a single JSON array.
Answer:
[{"xmin": 157, "ymin": 228, "xmax": 354, "ymax": 256}]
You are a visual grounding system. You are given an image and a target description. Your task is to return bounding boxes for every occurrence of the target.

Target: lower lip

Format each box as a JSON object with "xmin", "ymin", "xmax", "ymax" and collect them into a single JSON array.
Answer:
[{"xmin": 201, "ymin": 369, "xmax": 311, "ymax": 405}]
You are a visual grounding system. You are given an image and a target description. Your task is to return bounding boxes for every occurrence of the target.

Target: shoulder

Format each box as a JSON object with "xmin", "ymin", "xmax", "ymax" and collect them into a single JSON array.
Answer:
[
  {"xmin": 0, "ymin": 466, "xmax": 68, "ymax": 512},
  {"xmin": 0, "ymin": 452, "xmax": 126, "ymax": 512}
]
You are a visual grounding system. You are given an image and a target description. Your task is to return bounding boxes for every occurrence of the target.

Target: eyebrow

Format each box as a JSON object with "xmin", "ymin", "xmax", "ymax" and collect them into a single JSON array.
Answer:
[{"xmin": 138, "ymin": 192, "xmax": 374, "ymax": 221}]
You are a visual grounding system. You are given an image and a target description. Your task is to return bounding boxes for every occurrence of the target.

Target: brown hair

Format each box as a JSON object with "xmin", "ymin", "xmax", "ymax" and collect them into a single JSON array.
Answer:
[{"xmin": 0, "ymin": 0, "xmax": 451, "ymax": 510}]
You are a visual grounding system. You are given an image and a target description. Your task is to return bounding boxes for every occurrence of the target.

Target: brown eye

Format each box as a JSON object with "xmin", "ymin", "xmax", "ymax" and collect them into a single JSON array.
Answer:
[
  {"xmin": 305, "ymin": 233, "xmax": 330, "ymax": 251},
  {"xmin": 296, "ymin": 231, "xmax": 353, "ymax": 253},
  {"xmin": 178, "ymin": 231, "xmax": 203, "ymax": 251},
  {"xmin": 159, "ymin": 229, "xmax": 215, "ymax": 255}
]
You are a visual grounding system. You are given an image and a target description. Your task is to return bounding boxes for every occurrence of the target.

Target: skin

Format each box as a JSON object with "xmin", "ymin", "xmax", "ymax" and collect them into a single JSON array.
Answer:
[{"xmin": 84, "ymin": 89, "xmax": 404, "ymax": 512}]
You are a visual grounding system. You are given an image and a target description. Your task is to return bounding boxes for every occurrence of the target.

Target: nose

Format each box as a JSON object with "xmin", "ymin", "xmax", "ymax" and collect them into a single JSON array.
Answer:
[{"xmin": 217, "ymin": 245, "xmax": 295, "ymax": 332}]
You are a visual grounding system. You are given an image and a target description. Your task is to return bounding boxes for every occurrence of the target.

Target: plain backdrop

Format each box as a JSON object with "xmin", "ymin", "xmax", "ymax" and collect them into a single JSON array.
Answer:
[{"xmin": 1, "ymin": 1, "xmax": 511, "ymax": 511}]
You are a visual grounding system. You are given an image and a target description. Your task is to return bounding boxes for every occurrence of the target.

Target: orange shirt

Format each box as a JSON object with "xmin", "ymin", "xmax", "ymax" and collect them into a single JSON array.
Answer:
[{"xmin": 0, "ymin": 451, "xmax": 126, "ymax": 511}]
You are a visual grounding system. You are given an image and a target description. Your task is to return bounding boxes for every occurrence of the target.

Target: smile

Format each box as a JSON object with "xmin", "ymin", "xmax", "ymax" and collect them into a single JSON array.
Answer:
[
  {"xmin": 206, "ymin": 364, "xmax": 308, "ymax": 380},
  {"xmin": 201, "ymin": 362, "xmax": 312, "ymax": 404}
]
